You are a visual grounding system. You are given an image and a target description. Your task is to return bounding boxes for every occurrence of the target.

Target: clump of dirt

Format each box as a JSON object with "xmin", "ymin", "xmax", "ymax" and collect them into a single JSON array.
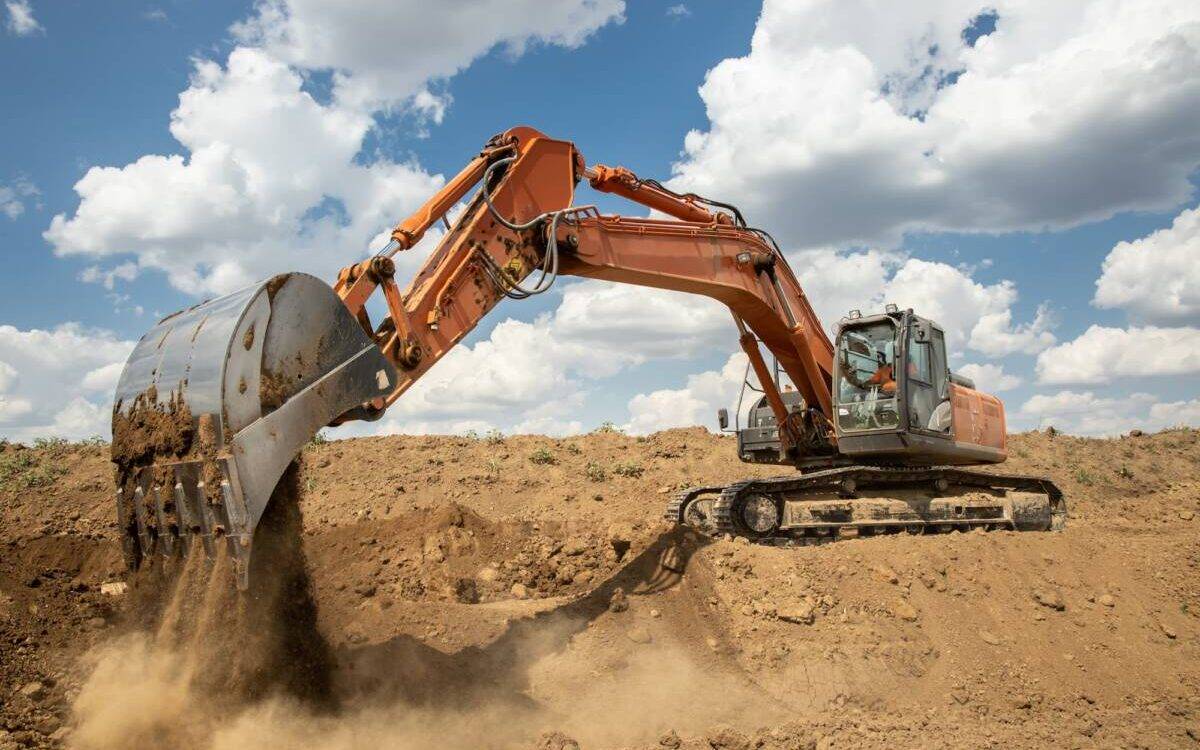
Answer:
[
  {"xmin": 0, "ymin": 427, "xmax": 1197, "ymax": 749},
  {"xmin": 109, "ymin": 388, "xmax": 194, "ymax": 471}
]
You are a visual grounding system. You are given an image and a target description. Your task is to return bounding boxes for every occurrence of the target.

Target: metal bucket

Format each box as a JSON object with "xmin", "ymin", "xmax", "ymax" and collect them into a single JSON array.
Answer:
[{"xmin": 111, "ymin": 272, "xmax": 397, "ymax": 588}]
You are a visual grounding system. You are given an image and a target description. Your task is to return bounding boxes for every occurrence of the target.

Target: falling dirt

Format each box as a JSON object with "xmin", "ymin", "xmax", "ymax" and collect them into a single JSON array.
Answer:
[{"xmin": 1, "ymin": 428, "xmax": 1198, "ymax": 749}]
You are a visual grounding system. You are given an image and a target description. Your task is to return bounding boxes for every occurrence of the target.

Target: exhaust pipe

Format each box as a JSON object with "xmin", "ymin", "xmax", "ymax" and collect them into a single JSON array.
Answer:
[{"xmin": 111, "ymin": 272, "xmax": 397, "ymax": 588}]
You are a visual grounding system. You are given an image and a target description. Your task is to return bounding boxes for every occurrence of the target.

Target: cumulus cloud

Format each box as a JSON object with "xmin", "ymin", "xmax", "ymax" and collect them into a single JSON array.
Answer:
[
  {"xmin": 1035, "ymin": 325, "xmax": 1200, "ymax": 384},
  {"xmin": 1094, "ymin": 205, "xmax": 1200, "ymax": 325},
  {"xmin": 624, "ymin": 353, "xmax": 746, "ymax": 434},
  {"xmin": 232, "ymin": 0, "xmax": 625, "ymax": 109},
  {"xmin": 669, "ymin": 0, "xmax": 1200, "ymax": 250},
  {"xmin": 352, "ymin": 281, "xmax": 735, "ymax": 436},
  {"xmin": 4, "ymin": 0, "xmax": 41, "ymax": 36},
  {"xmin": 45, "ymin": 48, "xmax": 443, "ymax": 297},
  {"xmin": 1019, "ymin": 390, "xmax": 1200, "ymax": 436},
  {"xmin": 46, "ymin": 1, "xmax": 625, "ymax": 297},
  {"xmin": 0, "ymin": 324, "xmax": 135, "ymax": 441},
  {"xmin": 792, "ymin": 248, "xmax": 1054, "ymax": 356},
  {"xmin": 957, "ymin": 362, "xmax": 1021, "ymax": 391}
]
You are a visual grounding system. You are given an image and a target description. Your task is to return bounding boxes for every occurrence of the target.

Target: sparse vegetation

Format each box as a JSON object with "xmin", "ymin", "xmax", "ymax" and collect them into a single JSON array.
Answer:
[
  {"xmin": 612, "ymin": 460, "xmax": 644, "ymax": 478},
  {"xmin": 593, "ymin": 421, "xmax": 623, "ymax": 434},
  {"xmin": 585, "ymin": 461, "xmax": 608, "ymax": 482},
  {"xmin": 484, "ymin": 429, "xmax": 505, "ymax": 445},
  {"xmin": 485, "ymin": 457, "xmax": 502, "ymax": 479},
  {"xmin": 0, "ymin": 450, "xmax": 68, "ymax": 491},
  {"xmin": 529, "ymin": 447, "xmax": 557, "ymax": 465},
  {"xmin": 1073, "ymin": 467, "xmax": 1094, "ymax": 485},
  {"xmin": 308, "ymin": 431, "xmax": 329, "ymax": 447},
  {"xmin": 1116, "ymin": 465, "xmax": 1134, "ymax": 479},
  {"xmin": 564, "ymin": 443, "xmax": 582, "ymax": 455}
]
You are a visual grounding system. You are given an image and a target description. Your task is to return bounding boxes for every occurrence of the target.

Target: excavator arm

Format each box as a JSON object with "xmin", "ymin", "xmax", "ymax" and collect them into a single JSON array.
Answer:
[{"xmin": 334, "ymin": 126, "xmax": 835, "ymax": 458}]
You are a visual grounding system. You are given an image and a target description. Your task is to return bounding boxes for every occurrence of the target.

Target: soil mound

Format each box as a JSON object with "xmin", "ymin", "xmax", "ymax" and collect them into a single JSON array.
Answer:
[{"xmin": 0, "ymin": 427, "xmax": 1197, "ymax": 748}]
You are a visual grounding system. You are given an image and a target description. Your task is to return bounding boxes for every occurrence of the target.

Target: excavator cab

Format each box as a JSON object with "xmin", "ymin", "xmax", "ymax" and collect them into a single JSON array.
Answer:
[
  {"xmin": 724, "ymin": 307, "xmax": 1006, "ymax": 469},
  {"xmin": 833, "ymin": 307, "xmax": 1005, "ymax": 466}
]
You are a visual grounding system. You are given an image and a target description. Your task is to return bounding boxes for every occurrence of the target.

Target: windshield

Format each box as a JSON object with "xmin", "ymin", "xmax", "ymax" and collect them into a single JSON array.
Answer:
[{"xmin": 835, "ymin": 320, "xmax": 900, "ymax": 431}]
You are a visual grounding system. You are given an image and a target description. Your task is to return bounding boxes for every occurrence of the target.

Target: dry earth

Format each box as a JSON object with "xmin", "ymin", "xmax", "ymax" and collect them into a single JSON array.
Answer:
[{"xmin": 0, "ymin": 427, "xmax": 1198, "ymax": 749}]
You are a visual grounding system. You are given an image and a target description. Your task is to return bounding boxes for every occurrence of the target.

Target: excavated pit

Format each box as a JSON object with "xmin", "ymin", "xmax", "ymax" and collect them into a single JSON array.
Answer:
[{"xmin": 0, "ymin": 428, "xmax": 1198, "ymax": 749}]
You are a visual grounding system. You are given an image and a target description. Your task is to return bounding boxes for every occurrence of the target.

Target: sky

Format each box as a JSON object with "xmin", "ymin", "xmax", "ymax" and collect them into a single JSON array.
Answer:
[{"xmin": 0, "ymin": 0, "xmax": 1198, "ymax": 442}]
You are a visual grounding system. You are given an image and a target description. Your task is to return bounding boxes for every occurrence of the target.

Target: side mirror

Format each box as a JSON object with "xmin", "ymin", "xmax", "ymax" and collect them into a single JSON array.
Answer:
[{"xmin": 717, "ymin": 408, "xmax": 729, "ymax": 431}]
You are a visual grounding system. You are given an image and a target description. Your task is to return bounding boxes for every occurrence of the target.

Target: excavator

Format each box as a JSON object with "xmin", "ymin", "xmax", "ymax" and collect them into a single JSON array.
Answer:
[{"xmin": 111, "ymin": 126, "xmax": 1064, "ymax": 589}]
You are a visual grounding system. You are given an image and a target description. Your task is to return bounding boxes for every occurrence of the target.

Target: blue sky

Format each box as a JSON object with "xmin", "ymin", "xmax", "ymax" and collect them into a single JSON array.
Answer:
[{"xmin": 1, "ymin": 0, "xmax": 1198, "ymax": 440}]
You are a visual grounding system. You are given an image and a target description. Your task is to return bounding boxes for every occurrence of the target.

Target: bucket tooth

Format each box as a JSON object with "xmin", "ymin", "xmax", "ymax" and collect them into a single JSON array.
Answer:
[
  {"xmin": 132, "ymin": 484, "xmax": 155, "ymax": 560},
  {"xmin": 151, "ymin": 484, "xmax": 176, "ymax": 559},
  {"xmin": 116, "ymin": 488, "xmax": 140, "ymax": 571}
]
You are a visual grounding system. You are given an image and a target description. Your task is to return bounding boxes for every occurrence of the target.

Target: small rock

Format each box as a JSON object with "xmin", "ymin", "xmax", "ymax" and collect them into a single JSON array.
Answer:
[
  {"xmin": 732, "ymin": 536, "xmax": 749, "ymax": 547},
  {"xmin": 510, "ymin": 583, "xmax": 529, "ymax": 599},
  {"xmin": 979, "ymin": 630, "xmax": 1001, "ymax": 646},
  {"xmin": 1032, "ymin": 587, "xmax": 1066, "ymax": 611},
  {"xmin": 659, "ymin": 729, "xmax": 683, "ymax": 748},
  {"xmin": 609, "ymin": 588, "xmax": 629, "ymax": 613},
  {"xmin": 627, "ymin": 626, "xmax": 653, "ymax": 644},
  {"xmin": 573, "ymin": 569, "xmax": 594, "ymax": 585},
  {"xmin": 535, "ymin": 730, "xmax": 580, "ymax": 750},
  {"xmin": 99, "ymin": 578, "xmax": 127, "ymax": 597},
  {"xmin": 87, "ymin": 617, "xmax": 107, "ymax": 631},
  {"xmin": 874, "ymin": 565, "xmax": 899, "ymax": 585},
  {"xmin": 950, "ymin": 689, "xmax": 970, "ymax": 705},
  {"xmin": 1098, "ymin": 594, "xmax": 1116, "ymax": 607},
  {"xmin": 1128, "ymin": 429, "xmax": 1143, "ymax": 437},
  {"xmin": 357, "ymin": 584, "xmax": 377, "ymax": 598},
  {"xmin": 563, "ymin": 538, "xmax": 588, "ymax": 556},
  {"xmin": 704, "ymin": 725, "xmax": 750, "ymax": 750},
  {"xmin": 706, "ymin": 637, "xmax": 720, "ymax": 650},
  {"xmin": 476, "ymin": 567, "xmax": 499, "ymax": 583},
  {"xmin": 778, "ymin": 602, "xmax": 816, "ymax": 625},
  {"xmin": 18, "ymin": 682, "xmax": 45, "ymax": 702},
  {"xmin": 1160, "ymin": 622, "xmax": 1177, "ymax": 639},
  {"xmin": 650, "ymin": 609, "xmax": 661, "ymax": 618},
  {"xmin": 1180, "ymin": 510, "xmax": 1195, "ymax": 521},
  {"xmin": 892, "ymin": 600, "xmax": 919, "ymax": 622}
]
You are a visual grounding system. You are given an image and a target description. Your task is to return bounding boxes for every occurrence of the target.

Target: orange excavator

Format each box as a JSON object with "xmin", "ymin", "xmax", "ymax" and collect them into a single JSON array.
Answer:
[{"xmin": 111, "ymin": 126, "xmax": 1064, "ymax": 588}]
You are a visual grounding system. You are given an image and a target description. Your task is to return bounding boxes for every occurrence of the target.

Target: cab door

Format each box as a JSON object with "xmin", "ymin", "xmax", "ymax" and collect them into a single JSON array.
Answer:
[{"xmin": 903, "ymin": 319, "xmax": 952, "ymax": 436}]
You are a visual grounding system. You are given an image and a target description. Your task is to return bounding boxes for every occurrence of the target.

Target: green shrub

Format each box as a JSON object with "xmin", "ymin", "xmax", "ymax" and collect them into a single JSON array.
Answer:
[
  {"xmin": 529, "ymin": 447, "xmax": 557, "ymax": 465},
  {"xmin": 585, "ymin": 461, "xmax": 608, "ymax": 482},
  {"xmin": 612, "ymin": 461, "xmax": 644, "ymax": 478}
]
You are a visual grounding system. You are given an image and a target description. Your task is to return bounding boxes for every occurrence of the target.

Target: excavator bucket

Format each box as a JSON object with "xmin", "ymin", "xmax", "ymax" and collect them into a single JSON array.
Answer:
[{"xmin": 111, "ymin": 272, "xmax": 397, "ymax": 589}]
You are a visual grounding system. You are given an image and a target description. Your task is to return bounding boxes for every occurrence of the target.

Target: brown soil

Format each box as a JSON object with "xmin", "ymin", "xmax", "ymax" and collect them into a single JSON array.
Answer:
[{"xmin": 0, "ymin": 427, "xmax": 1198, "ymax": 749}]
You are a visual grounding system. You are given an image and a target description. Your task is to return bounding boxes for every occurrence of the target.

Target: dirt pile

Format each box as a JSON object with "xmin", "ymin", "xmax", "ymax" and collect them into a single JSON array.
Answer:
[{"xmin": 0, "ymin": 427, "xmax": 1197, "ymax": 748}]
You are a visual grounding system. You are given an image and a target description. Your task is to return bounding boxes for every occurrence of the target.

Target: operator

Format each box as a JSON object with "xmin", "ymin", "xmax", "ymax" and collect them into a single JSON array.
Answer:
[{"xmin": 866, "ymin": 352, "xmax": 897, "ymax": 394}]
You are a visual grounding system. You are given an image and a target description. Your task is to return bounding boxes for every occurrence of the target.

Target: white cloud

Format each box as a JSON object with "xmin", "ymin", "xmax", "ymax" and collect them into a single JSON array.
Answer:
[
  {"xmin": 232, "ymin": 0, "xmax": 625, "ymax": 109},
  {"xmin": 0, "ymin": 324, "xmax": 135, "ymax": 441},
  {"xmin": 1019, "ymin": 390, "xmax": 1200, "ymax": 436},
  {"xmin": 666, "ymin": 4, "xmax": 690, "ymax": 18},
  {"xmin": 1094, "ymin": 205, "xmax": 1200, "ymax": 325},
  {"xmin": 0, "ymin": 177, "xmax": 39, "ymax": 219},
  {"xmin": 1035, "ymin": 325, "xmax": 1200, "ymax": 384},
  {"xmin": 46, "ymin": 2, "xmax": 626, "ymax": 297},
  {"xmin": 351, "ymin": 280, "xmax": 736, "ymax": 436},
  {"xmin": 4, "ymin": 0, "xmax": 41, "ymax": 36},
  {"xmin": 669, "ymin": 0, "xmax": 1200, "ymax": 250},
  {"xmin": 624, "ymin": 352, "xmax": 746, "ymax": 434},
  {"xmin": 46, "ymin": 47, "xmax": 443, "ymax": 297},
  {"xmin": 957, "ymin": 362, "xmax": 1021, "ymax": 391},
  {"xmin": 792, "ymin": 248, "xmax": 1054, "ymax": 356}
]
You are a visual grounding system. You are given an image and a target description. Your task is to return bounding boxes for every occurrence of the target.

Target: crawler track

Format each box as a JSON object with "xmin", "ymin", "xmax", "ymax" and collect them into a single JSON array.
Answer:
[{"xmin": 668, "ymin": 466, "xmax": 1065, "ymax": 543}]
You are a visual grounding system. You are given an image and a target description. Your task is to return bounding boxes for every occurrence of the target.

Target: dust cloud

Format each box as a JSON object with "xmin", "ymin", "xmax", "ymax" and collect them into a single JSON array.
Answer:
[{"xmin": 65, "ymin": 465, "xmax": 772, "ymax": 750}]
